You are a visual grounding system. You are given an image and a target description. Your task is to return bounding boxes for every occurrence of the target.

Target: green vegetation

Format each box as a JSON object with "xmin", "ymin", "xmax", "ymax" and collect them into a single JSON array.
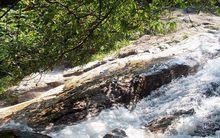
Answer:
[
  {"xmin": 0, "ymin": 0, "xmax": 219, "ymax": 93},
  {"xmin": 91, "ymin": 39, "xmax": 131, "ymax": 61}
]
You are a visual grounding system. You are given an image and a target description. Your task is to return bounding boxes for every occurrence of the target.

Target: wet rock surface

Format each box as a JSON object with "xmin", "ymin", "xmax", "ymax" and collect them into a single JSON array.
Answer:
[
  {"xmin": 189, "ymin": 110, "xmax": 220, "ymax": 137},
  {"xmin": 63, "ymin": 61, "xmax": 107, "ymax": 77},
  {"xmin": 0, "ymin": 71, "xmax": 65, "ymax": 107},
  {"xmin": 0, "ymin": 129, "xmax": 51, "ymax": 138},
  {"xmin": 203, "ymin": 82, "xmax": 220, "ymax": 97},
  {"xmin": 117, "ymin": 50, "xmax": 138, "ymax": 58},
  {"xmin": 146, "ymin": 109, "xmax": 195, "ymax": 132},
  {"xmin": 103, "ymin": 129, "xmax": 128, "ymax": 138}
]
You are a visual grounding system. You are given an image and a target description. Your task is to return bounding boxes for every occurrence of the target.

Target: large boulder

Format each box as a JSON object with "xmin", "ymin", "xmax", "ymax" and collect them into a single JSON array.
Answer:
[
  {"xmin": 103, "ymin": 129, "xmax": 128, "ymax": 138},
  {"xmin": 0, "ymin": 56, "xmax": 199, "ymax": 132},
  {"xmin": 146, "ymin": 109, "xmax": 195, "ymax": 133}
]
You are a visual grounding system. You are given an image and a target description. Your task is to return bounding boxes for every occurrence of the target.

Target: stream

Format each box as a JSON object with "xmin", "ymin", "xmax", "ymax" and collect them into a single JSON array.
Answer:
[
  {"xmin": 49, "ymin": 32, "xmax": 220, "ymax": 138},
  {"xmin": 49, "ymin": 57, "xmax": 220, "ymax": 138},
  {"xmin": 0, "ymin": 31, "xmax": 220, "ymax": 138}
]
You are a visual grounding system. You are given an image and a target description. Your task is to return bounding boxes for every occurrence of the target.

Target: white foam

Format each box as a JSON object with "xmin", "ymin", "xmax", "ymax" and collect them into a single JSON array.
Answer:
[{"xmin": 0, "ymin": 120, "xmax": 33, "ymax": 132}]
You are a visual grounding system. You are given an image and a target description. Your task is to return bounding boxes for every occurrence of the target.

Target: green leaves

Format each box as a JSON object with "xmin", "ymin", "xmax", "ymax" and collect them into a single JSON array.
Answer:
[{"xmin": 0, "ymin": 0, "xmax": 218, "ymax": 93}]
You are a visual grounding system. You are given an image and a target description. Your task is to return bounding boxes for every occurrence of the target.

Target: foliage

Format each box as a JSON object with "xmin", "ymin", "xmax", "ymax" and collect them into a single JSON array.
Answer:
[{"xmin": 0, "ymin": 0, "xmax": 219, "ymax": 93}]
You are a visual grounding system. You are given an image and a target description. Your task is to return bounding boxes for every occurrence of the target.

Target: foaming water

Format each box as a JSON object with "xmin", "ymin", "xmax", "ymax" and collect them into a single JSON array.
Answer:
[
  {"xmin": 0, "ymin": 121, "xmax": 33, "ymax": 132},
  {"xmin": 50, "ymin": 55, "xmax": 220, "ymax": 138}
]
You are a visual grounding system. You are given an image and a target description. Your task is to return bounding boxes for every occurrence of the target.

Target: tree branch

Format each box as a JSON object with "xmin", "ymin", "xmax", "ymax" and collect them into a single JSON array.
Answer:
[
  {"xmin": 0, "ymin": 0, "xmax": 20, "ymax": 19},
  {"xmin": 58, "ymin": 0, "xmax": 122, "ymax": 58}
]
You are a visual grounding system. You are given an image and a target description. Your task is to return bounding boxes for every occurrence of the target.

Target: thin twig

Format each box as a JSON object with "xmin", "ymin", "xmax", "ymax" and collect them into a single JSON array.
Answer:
[{"xmin": 0, "ymin": 0, "xmax": 20, "ymax": 19}]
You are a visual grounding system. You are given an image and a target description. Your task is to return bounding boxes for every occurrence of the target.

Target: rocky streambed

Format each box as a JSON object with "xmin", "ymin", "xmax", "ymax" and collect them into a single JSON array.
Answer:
[
  {"xmin": 51, "ymin": 55, "xmax": 220, "ymax": 138},
  {"xmin": 0, "ymin": 11, "xmax": 220, "ymax": 138}
]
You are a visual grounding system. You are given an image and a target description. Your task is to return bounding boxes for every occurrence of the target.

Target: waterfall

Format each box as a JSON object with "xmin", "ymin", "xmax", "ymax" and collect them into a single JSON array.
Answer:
[{"xmin": 49, "ymin": 32, "xmax": 220, "ymax": 138}]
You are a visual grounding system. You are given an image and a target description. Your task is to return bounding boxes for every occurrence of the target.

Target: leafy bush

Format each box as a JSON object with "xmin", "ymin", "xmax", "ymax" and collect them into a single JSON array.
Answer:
[{"xmin": 0, "ymin": 0, "xmax": 219, "ymax": 92}]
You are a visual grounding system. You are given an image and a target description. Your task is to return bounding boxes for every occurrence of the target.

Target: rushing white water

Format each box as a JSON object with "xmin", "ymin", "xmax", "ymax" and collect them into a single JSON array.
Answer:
[{"xmin": 50, "ymin": 41, "xmax": 220, "ymax": 137}]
